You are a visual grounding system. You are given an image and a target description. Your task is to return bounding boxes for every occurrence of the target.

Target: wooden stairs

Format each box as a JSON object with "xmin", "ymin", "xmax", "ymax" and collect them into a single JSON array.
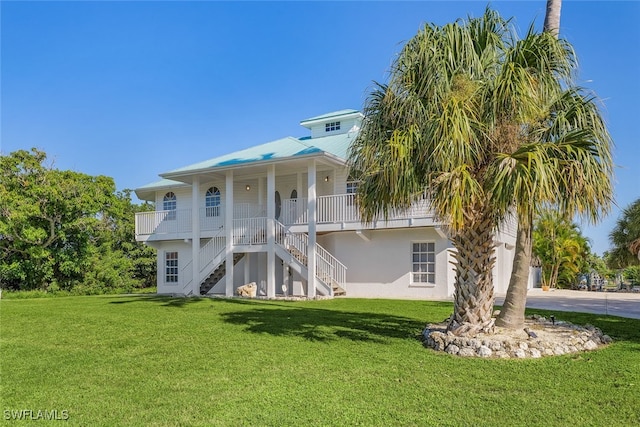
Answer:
[{"xmin": 199, "ymin": 253, "xmax": 245, "ymax": 295}]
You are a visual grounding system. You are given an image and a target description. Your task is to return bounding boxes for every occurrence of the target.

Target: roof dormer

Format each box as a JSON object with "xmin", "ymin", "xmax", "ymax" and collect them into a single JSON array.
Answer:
[{"xmin": 300, "ymin": 109, "xmax": 363, "ymax": 139}]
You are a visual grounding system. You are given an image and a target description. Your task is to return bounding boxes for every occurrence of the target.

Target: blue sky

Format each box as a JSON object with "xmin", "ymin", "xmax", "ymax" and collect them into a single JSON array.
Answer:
[{"xmin": 1, "ymin": 1, "xmax": 638, "ymax": 255}]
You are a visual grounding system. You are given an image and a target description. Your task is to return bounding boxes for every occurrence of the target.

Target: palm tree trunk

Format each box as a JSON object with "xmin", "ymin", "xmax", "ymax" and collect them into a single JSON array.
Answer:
[
  {"xmin": 450, "ymin": 214, "xmax": 496, "ymax": 336},
  {"xmin": 544, "ymin": 0, "xmax": 562, "ymax": 37},
  {"xmin": 497, "ymin": 0, "xmax": 563, "ymax": 330},
  {"xmin": 495, "ymin": 222, "xmax": 531, "ymax": 329}
]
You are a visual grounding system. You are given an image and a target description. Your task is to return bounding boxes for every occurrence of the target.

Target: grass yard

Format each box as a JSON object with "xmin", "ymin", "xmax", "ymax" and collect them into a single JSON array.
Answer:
[{"xmin": 1, "ymin": 296, "xmax": 639, "ymax": 426}]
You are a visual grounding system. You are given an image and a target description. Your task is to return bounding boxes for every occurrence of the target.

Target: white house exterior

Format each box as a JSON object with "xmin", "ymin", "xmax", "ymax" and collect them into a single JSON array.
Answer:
[{"xmin": 135, "ymin": 110, "xmax": 519, "ymax": 299}]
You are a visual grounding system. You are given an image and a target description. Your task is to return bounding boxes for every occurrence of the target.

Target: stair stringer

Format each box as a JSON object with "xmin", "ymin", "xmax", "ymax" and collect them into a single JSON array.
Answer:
[{"xmin": 203, "ymin": 253, "xmax": 246, "ymax": 295}]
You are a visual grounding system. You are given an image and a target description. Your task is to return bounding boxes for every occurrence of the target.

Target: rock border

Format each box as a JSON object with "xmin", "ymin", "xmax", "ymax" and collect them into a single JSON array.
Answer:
[{"xmin": 421, "ymin": 314, "xmax": 612, "ymax": 359}]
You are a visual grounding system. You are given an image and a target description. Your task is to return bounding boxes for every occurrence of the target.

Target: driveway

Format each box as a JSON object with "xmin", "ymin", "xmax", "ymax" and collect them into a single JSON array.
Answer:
[{"xmin": 495, "ymin": 288, "xmax": 640, "ymax": 319}]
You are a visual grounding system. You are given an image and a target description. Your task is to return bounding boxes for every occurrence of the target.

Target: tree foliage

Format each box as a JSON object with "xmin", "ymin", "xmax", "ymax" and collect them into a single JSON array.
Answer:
[
  {"xmin": 0, "ymin": 148, "xmax": 156, "ymax": 293},
  {"xmin": 348, "ymin": 8, "xmax": 612, "ymax": 333},
  {"xmin": 532, "ymin": 211, "xmax": 590, "ymax": 289},
  {"xmin": 607, "ymin": 198, "xmax": 640, "ymax": 268}
]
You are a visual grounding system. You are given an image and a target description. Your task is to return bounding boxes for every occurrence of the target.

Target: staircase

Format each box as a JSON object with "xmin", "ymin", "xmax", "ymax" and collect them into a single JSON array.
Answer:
[
  {"xmin": 285, "ymin": 244, "xmax": 346, "ymax": 296},
  {"xmin": 275, "ymin": 220, "xmax": 347, "ymax": 297},
  {"xmin": 189, "ymin": 218, "xmax": 347, "ymax": 297},
  {"xmin": 199, "ymin": 252, "xmax": 245, "ymax": 295}
]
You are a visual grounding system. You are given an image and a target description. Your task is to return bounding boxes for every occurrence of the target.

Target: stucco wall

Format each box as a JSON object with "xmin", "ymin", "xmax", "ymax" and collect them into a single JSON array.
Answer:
[{"xmin": 318, "ymin": 228, "xmax": 455, "ymax": 299}]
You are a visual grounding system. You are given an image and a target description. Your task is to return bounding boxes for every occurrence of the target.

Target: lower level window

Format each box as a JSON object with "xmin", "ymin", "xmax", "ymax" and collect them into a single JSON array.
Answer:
[
  {"xmin": 412, "ymin": 242, "xmax": 435, "ymax": 284},
  {"xmin": 165, "ymin": 252, "xmax": 178, "ymax": 283}
]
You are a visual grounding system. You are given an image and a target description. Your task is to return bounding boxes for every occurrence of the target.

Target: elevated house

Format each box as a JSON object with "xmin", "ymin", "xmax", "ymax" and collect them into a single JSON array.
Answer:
[{"xmin": 135, "ymin": 110, "xmax": 518, "ymax": 298}]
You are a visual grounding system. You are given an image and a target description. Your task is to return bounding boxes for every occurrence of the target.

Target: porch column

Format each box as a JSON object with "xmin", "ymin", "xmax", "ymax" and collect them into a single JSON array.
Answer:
[
  {"xmin": 266, "ymin": 164, "xmax": 276, "ymax": 297},
  {"xmin": 307, "ymin": 159, "xmax": 317, "ymax": 297},
  {"xmin": 191, "ymin": 176, "xmax": 200, "ymax": 296},
  {"xmin": 258, "ymin": 177, "xmax": 265, "ymax": 213},
  {"xmin": 244, "ymin": 252, "xmax": 251, "ymax": 285},
  {"xmin": 225, "ymin": 170, "xmax": 234, "ymax": 296},
  {"xmin": 296, "ymin": 172, "xmax": 303, "ymax": 220}
]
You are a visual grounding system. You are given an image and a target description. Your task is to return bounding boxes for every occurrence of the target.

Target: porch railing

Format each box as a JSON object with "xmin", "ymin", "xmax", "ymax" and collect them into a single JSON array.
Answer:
[
  {"xmin": 282, "ymin": 194, "xmax": 433, "ymax": 225},
  {"xmin": 135, "ymin": 195, "xmax": 435, "ymax": 238}
]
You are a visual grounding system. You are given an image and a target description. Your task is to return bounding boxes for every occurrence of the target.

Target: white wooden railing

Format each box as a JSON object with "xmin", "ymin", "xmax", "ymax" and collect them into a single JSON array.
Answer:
[
  {"xmin": 136, "ymin": 204, "xmax": 267, "ymax": 237},
  {"xmin": 232, "ymin": 217, "xmax": 267, "ymax": 245},
  {"xmin": 275, "ymin": 220, "xmax": 347, "ymax": 291},
  {"xmin": 282, "ymin": 194, "xmax": 433, "ymax": 225}
]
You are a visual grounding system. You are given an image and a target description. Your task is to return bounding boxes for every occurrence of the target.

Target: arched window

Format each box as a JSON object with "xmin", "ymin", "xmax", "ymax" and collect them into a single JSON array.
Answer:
[
  {"xmin": 205, "ymin": 187, "xmax": 221, "ymax": 217},
  {"xmin": 163, "ymin": 192, "xmax": 177, "ymax": 220},
  {"xmin": 290, "ymin": 189, "xmax": 297, "ymax": 199}
]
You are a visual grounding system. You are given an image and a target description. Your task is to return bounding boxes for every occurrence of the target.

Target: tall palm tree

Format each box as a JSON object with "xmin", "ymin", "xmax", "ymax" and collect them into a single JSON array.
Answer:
[
  {"xmin": 349, "ymin": 8, "xmax": 613, "ymax": 336},
  {"xmin": 544, "ymin": 0, "xmax": 562, "ymax": 36}
]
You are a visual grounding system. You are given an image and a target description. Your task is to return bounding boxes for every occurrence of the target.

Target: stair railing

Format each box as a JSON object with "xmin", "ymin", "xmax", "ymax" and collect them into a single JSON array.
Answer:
[{"xmin": 274, "ymin": 220, "xmax": 346, "ymax": 291}]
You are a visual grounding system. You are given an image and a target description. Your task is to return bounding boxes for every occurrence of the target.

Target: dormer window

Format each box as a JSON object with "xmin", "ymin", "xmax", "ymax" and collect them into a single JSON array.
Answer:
[{"xmin": 325, "ymin": 121, "xmax": 341, "ymax": 132}]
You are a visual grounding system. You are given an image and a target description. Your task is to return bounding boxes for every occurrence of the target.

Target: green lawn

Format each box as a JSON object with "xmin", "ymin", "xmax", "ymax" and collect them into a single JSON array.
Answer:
[{"xmin": 1, "ymin": 296, "xmax": 639, "ymax": 426}]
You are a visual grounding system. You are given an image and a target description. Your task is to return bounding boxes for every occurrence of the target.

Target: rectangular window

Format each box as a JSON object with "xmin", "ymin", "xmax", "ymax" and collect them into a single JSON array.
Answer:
[
  {"xmin": 412, "ymin": 242, "xmax": 435, "ymax": 284},
  {"xmin": 346, "ymin": 181, "xmax": 358, "ymax": 206},
  {"xmin": 325, "ymin": 121, "xmax": 341, "ymax": 132},
  {"xmin": 165, "ymin": 252, "xmax": 179, "ymax": 283}
]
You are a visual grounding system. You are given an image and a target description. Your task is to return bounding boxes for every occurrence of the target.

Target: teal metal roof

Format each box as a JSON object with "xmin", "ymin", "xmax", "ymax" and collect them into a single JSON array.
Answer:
[
  {"xmin": 161, "ymin": 131, "xmax": 355, "ymax": 177},
  {"xmin": 300, "ymin": 109, "xmax": 360, "ymax": 124},
  {"xmin": 136, "ymin": 178, "xmax": 188, "ymax": 190}
]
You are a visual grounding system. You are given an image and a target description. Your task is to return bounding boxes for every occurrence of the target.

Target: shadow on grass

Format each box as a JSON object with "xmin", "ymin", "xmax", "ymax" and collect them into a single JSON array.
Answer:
[
  {"xmin": 108, "ymin": 294, "xmax": 208, "ymax": 308},
  {"xmin": 216, "ymin": 302, "xmax": 430, "ymax": 343}
]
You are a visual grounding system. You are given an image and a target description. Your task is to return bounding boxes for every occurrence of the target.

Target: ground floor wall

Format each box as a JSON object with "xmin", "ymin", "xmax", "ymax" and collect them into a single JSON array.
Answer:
[
  {"xmin": 317, "ymin": 228, "xmax": 457, "ymax": 299},
  {"xmin": 150, "ymin": 225, "xmax": 522, "ymax": 298}
]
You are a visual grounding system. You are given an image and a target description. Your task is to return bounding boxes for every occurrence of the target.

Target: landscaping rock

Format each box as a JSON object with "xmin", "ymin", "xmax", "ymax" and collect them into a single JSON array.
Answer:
[{"xmin": 421, "ymin": 315, "xmax": 612, "ymax": 359}]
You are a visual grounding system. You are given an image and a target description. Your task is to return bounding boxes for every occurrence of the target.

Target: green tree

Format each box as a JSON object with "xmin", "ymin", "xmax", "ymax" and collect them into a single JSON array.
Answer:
[
  {"xmin": 349, "ymin": 8, "xmax": 612, "ymax": 335},
  {"xmin": 533, "ymin": 211, "xmax": 590, "ymax": 289},
  {"xmin": 0, "ymin": 148, "xmax": 156, "ymax": 293},
  {"xmin": 608, "ymin": 198, "xmax": 640, "ymax": 268}
]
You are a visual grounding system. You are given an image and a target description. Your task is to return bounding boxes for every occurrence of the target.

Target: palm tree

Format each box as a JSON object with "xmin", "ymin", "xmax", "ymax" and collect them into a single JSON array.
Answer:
[
  {"xmin": 608, "ymin": 198, "xmax": 640, "ymax": 267},
  {"xmin": 497, "ymin": 0, "xmax": 565, "ymax": 329},
  {"xmin": 533, "ymin": 211, "xmax": 590, "ymax": 289},
  {"xmin": 349, "ymin": 8, "xmax": 613, "ymax": 335},
  {"xmin": 544, "ymin": 0, "xmax": 562, "ymax": 36}
]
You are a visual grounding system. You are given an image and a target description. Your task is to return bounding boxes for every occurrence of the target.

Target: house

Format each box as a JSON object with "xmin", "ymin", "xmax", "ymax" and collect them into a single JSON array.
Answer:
[{"xmin": 134, "ymin": 109, "xmax": 518, "ymax": 298}]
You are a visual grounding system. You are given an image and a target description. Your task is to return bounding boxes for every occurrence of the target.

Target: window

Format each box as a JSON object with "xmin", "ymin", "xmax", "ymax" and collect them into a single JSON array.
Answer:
[
  {"xmin": 412, "ymin": 242, "xmax": 435, "ymax": 284},
  {"xmin": 290, "ymin": 189, "xmax": 297, "ymax": 199},
  {"xmin": 325, "ymin": 121, "xmax": 341, "ymax": 132},
  {"xmin": 163, "ymin": 192, "xmax": 177, "ymax": 220},
  {"xmin": 346, "ymin": 181, "xmax": 358, "ymax": 206},
  {"xmin": 165, "ymin": 252, "xmax": 178, "ymax": 283},
  {"xmin": 205, "ymin": 187, "xmax": 221, "ymax": 217}
]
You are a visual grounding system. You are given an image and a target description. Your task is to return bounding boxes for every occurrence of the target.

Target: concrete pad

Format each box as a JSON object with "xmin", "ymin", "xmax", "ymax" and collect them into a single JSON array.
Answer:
[{"xmin": 495, "ymin": 288, "xmax": 640, "ymax": 319}]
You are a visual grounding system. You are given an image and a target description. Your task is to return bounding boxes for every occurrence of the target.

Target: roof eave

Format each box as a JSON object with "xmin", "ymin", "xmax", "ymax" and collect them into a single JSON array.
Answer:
[{"xmin": 160, "ymin": 151, "xmax": 347, "ymax": 182}]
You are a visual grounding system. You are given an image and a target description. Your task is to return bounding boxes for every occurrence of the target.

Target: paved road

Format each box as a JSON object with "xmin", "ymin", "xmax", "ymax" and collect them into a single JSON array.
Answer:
[{"xmin": 495, "ymin": 288, "xmax": 640, "ymax": 319}]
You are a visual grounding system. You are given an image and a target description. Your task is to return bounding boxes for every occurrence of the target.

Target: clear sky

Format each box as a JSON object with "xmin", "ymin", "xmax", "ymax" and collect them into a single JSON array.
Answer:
[{"xmin": 1, "ymin": 1, "xmax": 638, "ymax": 255}]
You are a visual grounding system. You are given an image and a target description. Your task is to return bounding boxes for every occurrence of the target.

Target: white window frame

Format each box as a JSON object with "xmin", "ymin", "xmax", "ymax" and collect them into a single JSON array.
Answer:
[
  {"xmin": 205, "ymin": 186, "xmax": 221, "ymax": 217},
  {"xmin": 325, "ymin": 121, "xmax": 341, "ymax": 132},
  {"xmin": 163, "ymin": 192, "xmax": 177, "ymax": 220},
  {"xmin": 165, "ymin": 251, "xmax": 179, "ymax": 284},
  {"xmin": 411, "ymin": 242, "xmax": 435, "ymax": 285},
  {"xmin": 346, "ymin": 180, "xmax": 358, "ymax": 206}
]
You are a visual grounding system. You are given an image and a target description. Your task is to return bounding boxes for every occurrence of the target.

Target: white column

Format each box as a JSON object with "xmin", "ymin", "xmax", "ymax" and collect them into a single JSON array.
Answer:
[
  {"xmin": 225, "ymin": 170, "xmax": 234, "ymax": 296},
  {"xmin": 266, "ymin": 165, "xmax": 276, "ymax": 297},
  {"xmin": 296, "ymin": 172, "xmax": 303, "ymax": 220},
  {"xmin": 282, "ymin": 264, "xmax": 289, "ymax": 296},
  {"xmin": 258, "ymin": 177, "xmax": 265, "ymax": 213},
  {"xmin": 244, "ymin": 252, "xmax": 251, "ymax": 285},
  {"xmin": 191, "ymin": 176, "xmax": 200, "ymax": 296},
  {"xmin": 307, "ymin": 160, "xmax": 317, "ymax": 297}
]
